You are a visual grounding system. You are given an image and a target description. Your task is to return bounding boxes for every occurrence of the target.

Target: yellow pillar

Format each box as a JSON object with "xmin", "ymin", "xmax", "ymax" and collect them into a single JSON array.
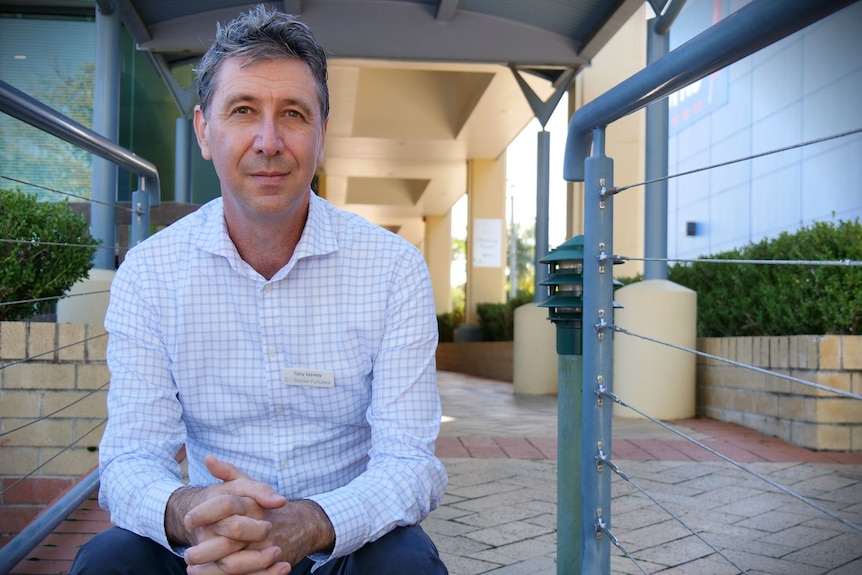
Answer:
[
  {"xmin": 424, "ymin": 212, "xmax": 452, "ymax": 316},
  {"xmin": 465, "ymin": 157, "xmax": 506, "ymax": 324}
]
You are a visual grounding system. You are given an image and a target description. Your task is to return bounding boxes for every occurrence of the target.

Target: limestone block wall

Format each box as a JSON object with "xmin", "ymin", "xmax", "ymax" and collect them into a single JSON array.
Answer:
[
  {"xmin": 436, "ymin": 342, "xmax": 514, "ymax": 383},
  {"xmin": 0, "ymin": 321, "xmax": 108, "ymax": 542},
  {"xmin": 697, "ymin": 335, "xmax": 862, "ymax": 452}
]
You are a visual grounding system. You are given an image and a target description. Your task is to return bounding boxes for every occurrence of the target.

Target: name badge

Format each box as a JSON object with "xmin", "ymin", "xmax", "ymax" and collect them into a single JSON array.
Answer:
[{"xmin": 281, "ymin": 368, "xmax": 334, "ymax": 388}]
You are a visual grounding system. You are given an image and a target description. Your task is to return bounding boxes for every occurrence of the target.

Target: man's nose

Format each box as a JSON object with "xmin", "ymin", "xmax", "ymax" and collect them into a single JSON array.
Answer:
[{"xmin": 254, "ymin": 117, "xmax": 283, "ymax": 155}]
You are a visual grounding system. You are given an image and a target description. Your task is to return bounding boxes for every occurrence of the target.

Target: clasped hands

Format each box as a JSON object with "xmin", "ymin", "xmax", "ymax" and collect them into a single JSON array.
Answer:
[{"xmin": 167, "ymin": 455, "xmax": 334, "ymax": 575}]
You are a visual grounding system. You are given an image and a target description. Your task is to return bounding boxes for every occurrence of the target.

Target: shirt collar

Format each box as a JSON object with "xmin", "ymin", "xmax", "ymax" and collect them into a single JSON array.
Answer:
[{"xmin": 192, "ymin": 191, "xmax": 339, "ymax": 279}]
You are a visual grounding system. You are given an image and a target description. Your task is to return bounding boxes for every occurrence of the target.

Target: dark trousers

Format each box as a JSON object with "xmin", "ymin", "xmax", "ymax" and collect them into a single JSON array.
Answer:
[{"xmin": 69, "ymin": 524, "xmax": 448, "ymax": 574}]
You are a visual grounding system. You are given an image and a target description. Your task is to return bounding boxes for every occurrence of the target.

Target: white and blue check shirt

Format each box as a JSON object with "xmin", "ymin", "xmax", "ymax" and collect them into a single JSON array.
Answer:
[{"xmin": 99, "ymin": 192, "xmax": 447, "ymax": 565}]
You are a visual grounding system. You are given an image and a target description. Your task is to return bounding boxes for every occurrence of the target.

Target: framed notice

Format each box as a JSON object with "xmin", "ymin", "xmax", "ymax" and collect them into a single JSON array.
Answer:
[{"xmin": 472, "ymin": 218, "xmax": 502, "ymax": 268}]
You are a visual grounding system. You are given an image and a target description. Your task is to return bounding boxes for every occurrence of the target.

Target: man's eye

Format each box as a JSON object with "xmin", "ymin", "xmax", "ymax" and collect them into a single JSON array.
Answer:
[{"xmin": 233, "ymin": 106, "xmax": 252, "ymax": 115}]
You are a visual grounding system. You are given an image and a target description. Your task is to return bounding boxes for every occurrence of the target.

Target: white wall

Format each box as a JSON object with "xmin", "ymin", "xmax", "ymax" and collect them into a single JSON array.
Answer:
[{"xmin": 667, "ymin": 0, "xmax": 862, "ymax": 260}]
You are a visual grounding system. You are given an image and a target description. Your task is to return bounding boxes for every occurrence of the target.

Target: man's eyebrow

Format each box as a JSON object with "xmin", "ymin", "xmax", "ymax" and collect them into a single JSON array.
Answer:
[{"xmin": 221, "ymin": 93, "xmax": 257, "ymax": 109}]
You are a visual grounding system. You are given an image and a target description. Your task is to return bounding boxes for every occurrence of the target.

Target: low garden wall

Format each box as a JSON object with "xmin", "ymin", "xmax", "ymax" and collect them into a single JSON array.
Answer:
[
  {"xmin": 0, "ymin": 321, "xmax": 106, "ymax": 542},
  {"xmin": 436, "ymin": 341, "xmax": 514, "ymax": 383},
  {"xmin": 697, "ymin": 335, "xmax": 862, "ymax": 452}
]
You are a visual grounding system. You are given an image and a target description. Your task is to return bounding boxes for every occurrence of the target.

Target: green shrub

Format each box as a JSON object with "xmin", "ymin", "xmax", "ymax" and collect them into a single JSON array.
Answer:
[
  {"xmin": 667, "ymin": 219, "xmax": 862, "ymax": 336},
  {"xmin": 475, "ymin": 291, "xmax": 533, "ymax": 341},
  {"xmin": 437, "ymin": 309, "xmax": 464, "ymax": 343},
  {"xmin": 0, "ymin": 188, "xmax": 100, "ymax": 320}
]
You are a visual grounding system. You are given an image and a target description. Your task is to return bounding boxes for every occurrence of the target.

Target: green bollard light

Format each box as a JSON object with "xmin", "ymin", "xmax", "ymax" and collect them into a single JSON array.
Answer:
[
  {"xmin": 539, "ymin": 235, "xmax": 585, "ymax": 574},
  {"xmin": 540, "ymin": 235, "xmax": 585, "ymax": 355}
]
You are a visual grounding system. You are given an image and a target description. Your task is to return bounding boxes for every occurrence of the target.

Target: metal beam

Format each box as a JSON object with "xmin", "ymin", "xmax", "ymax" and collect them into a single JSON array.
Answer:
[
  {"xmin": 436, "ymin": 0, "xmax": 459, "ymax": 21},
  {"xmin": 0, "ymin": 80, "xmax": 161, "ymax": 203},
  {"xmin": 145, "ymin": 52, "xmax": 198, "ymax": 117},
  {"xmin": 0, "ymin": 470, "xmax": 99, "ymax": 574},
  {"xmin": 115, "ymin": 0, "xmax": 151, "ymax": 45}
]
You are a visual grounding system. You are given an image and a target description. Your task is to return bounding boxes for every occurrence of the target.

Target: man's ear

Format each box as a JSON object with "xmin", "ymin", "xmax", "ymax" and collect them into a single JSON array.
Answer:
[
  {"xmin": 193, "ymin": 105, "xmax": 212, "ymax": 160},
  {"xmin": 317, "ymin": 118, "xmax": 328, "ymax": 166}
]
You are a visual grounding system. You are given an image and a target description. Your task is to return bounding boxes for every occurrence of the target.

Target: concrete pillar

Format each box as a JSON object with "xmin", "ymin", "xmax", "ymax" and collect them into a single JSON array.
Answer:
[
  {"xmin": 513, "ymin": 303, "xmax": 557, "ymax": 395},
  {"xmin": 465, "ymin": 157, "xmax": 507, "ymax": 324},
  {"xmin": 425, "ymin": 212, "xmax": 452, "ymax": 316},
  {"xmin": 613, "ymin": 279, "xmax": 697, "ymax": 419}
]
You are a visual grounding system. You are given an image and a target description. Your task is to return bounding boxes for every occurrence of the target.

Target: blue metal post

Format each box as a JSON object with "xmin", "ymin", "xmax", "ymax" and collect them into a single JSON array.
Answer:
[
  {"xmin": 90, "ymin": 6, "xmax": 121, "ymax": 269},
  {"xmin": 174, "ymin": 117, "xmax": 192, "ymax": 203},
  {"xmin": 581, "ymin": 127, "xmax": 614, "ymax": 573},
  {"xmin": 644, "ymin": 18, "xmax": 670, "ymax": 280},
  {"xmin": 534, "ymin": 130, "xmax": 551, "ymax": 300},
  {"xmin": 130, "ymin": 186, "xmax": 151, "ymax": 247}
]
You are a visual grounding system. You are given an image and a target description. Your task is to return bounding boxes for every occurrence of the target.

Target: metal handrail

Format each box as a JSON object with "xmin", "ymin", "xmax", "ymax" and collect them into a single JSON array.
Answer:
[
  {"xmin": 564, "ymin": 0, "xmax": 859, "ymax": 182},
  {"xmin": 0, "ymin": 468, "xmax": 99, "ymax": 573},
  {"xmin": 0, "ymin": 79, "xmax": 160, "ymax": 206}
]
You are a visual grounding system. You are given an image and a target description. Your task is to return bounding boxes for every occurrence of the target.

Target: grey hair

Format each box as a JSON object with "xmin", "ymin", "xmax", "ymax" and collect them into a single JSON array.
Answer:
[{"xmin": 195, "ymin": 5, "xmax": 329, "ymax": 120}]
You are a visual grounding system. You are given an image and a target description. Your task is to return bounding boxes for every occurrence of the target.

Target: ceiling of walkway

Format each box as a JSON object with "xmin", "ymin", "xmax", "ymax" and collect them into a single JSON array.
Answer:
[{"xmin": 8, "ymin": 0, "xmax": 644, "ymax": 245}]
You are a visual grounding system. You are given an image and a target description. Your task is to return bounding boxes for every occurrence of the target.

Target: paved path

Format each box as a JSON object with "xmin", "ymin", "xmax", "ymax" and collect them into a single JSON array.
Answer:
[
  {"xmin": 9, "ymin": 371, "xmax": 862, "ymax": 574},
  {"xmin": 428, "ymin": 372, "xmax": 862, "ymax": 575}
]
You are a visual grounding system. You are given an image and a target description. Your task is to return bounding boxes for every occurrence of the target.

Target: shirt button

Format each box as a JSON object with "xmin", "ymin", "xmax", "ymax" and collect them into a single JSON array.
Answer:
[
  {"xmin": 273, "ymin": 407, "xmax": 283, "ymax": 415},
  {"xmin": 280, "ymin": 460, "xmax": 288, "ymax": 469},
  {"xmin": 268, "ymin": 347, "xmax": 277, "ymax": 358},
  {"xmin": 263, "ymin": 284, "xmax": 272, "ymax": 293}
]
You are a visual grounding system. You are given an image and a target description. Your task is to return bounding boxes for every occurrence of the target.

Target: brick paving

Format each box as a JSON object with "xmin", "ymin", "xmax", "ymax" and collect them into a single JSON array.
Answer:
[{"xmin": 7, "ymin": 371, "xmax": 862, "ymax": 574}]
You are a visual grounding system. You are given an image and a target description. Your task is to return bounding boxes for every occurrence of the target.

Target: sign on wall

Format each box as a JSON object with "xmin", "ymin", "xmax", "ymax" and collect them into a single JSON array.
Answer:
[{"xmin": 472, "ymin": 218, "xmax": 502, "ymax": 268}]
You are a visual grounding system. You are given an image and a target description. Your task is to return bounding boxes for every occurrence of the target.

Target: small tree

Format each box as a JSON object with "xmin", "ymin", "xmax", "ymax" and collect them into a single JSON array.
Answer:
[{"xmin": 0, "ymin": 188, "xmax": 100, "ymax": 320}]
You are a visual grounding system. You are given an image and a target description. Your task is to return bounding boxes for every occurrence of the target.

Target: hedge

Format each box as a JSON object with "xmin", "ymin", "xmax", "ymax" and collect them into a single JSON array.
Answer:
[
  {"xmin": 0, "ymin": 188, "xmax": 100, "ymax": 320},
  {"xmin": 667, "ymin": 219, "xmax": 862, "ymax": 336}
]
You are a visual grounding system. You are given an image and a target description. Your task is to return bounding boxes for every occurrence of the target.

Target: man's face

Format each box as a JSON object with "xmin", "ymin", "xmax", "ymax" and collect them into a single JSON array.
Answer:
[{"xmin": 193, "ymin": 56, "xmax": 327, "ymax": 221}]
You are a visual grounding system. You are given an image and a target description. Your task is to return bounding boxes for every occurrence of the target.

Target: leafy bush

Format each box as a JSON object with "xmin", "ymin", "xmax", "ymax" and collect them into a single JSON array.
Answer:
[
  {"xmin": 0, "ymin": 188, "xmax": 100, "ymax": 320},
  {"xmin": 475, "ymin": 291, "xmax": 533, "ymax": 341},
  {"xmin": 668, "ymin": 219, "xmax": 862, "ymax": 336},
  {"xmin": 437, "ymin": 309, "xmax": 464, "ymax": 343}
]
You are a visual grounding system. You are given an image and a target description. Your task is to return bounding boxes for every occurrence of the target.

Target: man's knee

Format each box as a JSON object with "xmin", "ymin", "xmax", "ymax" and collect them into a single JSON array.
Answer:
[
  {"xmin": 349, "ymin": 525, "xmax": 447, "ymax": 574},
  {"xmin": 69, "ymin": 527, "xmax": 186, "ymax": 575}
]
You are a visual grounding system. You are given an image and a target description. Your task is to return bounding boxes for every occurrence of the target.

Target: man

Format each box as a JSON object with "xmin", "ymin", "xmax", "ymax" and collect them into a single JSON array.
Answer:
[{"xmin": 70, "ymin": 6, "xmax": 448, "ymax": 574}]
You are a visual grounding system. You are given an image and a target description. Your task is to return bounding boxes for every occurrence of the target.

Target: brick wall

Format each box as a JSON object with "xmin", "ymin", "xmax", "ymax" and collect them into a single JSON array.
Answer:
[
  {"xmin": 697, "ymin": 335, "xmax": 862, "ymax": 452},
  {"xmin": 0, "ymin": 321, "xmax": 108, "ymax": 542}
]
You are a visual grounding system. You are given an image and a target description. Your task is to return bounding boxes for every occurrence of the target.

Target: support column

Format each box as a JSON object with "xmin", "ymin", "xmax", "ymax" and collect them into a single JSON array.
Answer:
[
  {"xmin": 644, "ymin": 16, "xmax": 671, "ymax": 280},
  {"xmin": 174, "ymin": 117, "xmax": 193, "ymax": 203},
  {"xmin": 465, "ymin": 157, "xmax": 506, "ymax": 325},
  {"xmin": 90, "ymin": 6, "xmax": 120, "ymax": 269},
  {"xmin": 424, "ymin": 212, "xmax": 453, "ymax": 316},
  {"xmin": 567, "ymin": 88, "xmax": 585, "ymax": 239}
]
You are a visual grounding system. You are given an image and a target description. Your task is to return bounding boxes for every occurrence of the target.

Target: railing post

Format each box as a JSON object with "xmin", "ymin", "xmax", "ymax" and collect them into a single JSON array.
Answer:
[
  {"xmin": 581, "ymin": 127, "xmax": 614, "ymax": 574},
  {"xmin": 130, "ymin": 183, "xmax": 150, "ymax": 247}
]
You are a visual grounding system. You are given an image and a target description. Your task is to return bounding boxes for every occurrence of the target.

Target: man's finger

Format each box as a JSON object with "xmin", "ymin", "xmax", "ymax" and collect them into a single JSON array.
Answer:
[
  {"xmin": 184, "ymin": 495, "xmax": 269, "ymax": 532},
  {"xmin": 205, "ymin": 455, "xmax": 251, "ymax": 482},
  {"xmin": 204, "ymin": 456, "xmax": 287, "ymax": 509},
  {"xmin": 184, "ymin": 534, "xmax": 246, "ymax": 567},
  {"xmin": 186, "ymin": 546, "xmax": 289, "ymax": 575}
]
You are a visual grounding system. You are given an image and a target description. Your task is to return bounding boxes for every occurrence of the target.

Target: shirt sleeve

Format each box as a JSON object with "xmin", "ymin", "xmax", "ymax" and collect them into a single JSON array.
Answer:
[
  {"xmin": 306, "ymin": 248, "xmax": 448, "ymax": 564},
  {"xmin": 98, "ymin": 252, "xmax": 188, "ymax": 551}
]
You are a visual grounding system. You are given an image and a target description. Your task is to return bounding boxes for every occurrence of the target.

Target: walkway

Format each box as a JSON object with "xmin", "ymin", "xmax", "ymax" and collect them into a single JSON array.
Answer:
[{"xmin": 8, "ymin": 371, "xmax": 862, "ymax": 574}]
